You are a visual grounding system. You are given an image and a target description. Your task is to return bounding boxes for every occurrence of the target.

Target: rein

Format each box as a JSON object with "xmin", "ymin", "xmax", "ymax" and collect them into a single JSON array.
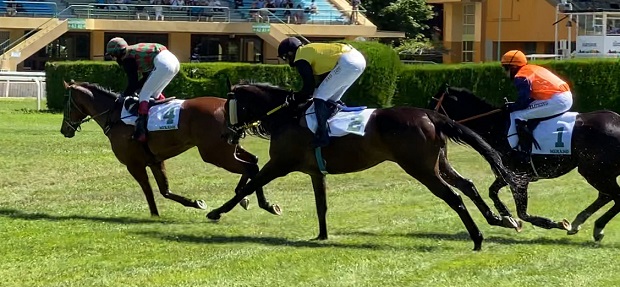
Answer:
[
  {"xmin": 226, "ymin": 91, "xmax": 291, "ymax": 137},
  {"xmin": 64, "ymin": 84, "xmax": 115, "ymax": 134},
  {"xmin": 433, "ymin": 89, "xmax": 502, "ymax": 123}
]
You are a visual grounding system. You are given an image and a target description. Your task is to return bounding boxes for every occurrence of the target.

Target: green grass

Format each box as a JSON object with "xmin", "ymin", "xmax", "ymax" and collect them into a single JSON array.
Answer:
[{"xmin": 1, "ymin": 98, "xmax": 619, "ymax": 287}]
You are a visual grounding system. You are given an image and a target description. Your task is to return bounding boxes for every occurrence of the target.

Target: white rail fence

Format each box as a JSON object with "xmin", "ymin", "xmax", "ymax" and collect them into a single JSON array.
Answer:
[{"xmin": 0, "ymin": 71, "xmax": 46, "ymax": 110}]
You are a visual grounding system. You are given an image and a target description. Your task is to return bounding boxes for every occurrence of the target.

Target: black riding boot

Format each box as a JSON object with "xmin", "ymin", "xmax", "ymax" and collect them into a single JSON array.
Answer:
[
  {"xmin": 133, "ymin": 114, "xmax": 148, "ymax": 142},
  {"xmin": 313, "ymin": 99, "xmax": 331, "ymax": 148},
  {"xmin": 515, "ymin": 119, "xmax": 532, "ymax": 163}
]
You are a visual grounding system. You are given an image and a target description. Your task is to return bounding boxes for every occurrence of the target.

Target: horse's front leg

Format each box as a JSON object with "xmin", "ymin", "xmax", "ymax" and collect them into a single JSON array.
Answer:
[
  {"xmin": 511, "ymin": 183, "xmax": 571, "ymax": 230},
  {"xmin": 150, "ymin": 161, "xmax": 207, "ymax": 210},
  {"xmin": 126, "ymin": 164, "xmax": 159, "ymax": 216},
  {"xmin": 207, "ymin": 160, "xmax": 292, "ymax": 220},
  {"xmin": 310, "ymin": 174, "xmax": 328, "ymax": 240},
  {"xmin": 233, "ymin": 145, "xmax": 281, "ymax": 215}
]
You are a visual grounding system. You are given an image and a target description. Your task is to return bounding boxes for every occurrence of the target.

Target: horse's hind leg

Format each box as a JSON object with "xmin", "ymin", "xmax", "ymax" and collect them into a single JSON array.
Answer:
[
  {"xmin": 197, "ymin": 143, "xmax": 280, "ymax": 215},
  {"xmin": 398, "ymin": 160, "xmax": 484, "ymax": 251},
  {"xmin": 488, "ymin": 177, "xmax": 514, "ymax": 218},
  {"xmin": 571, "ymin": 170, "xmax": 618, "ymax": 239},
  {"xmin": 126, "ymin": 164, "xmax": 159, "ymax": 217},
  {"xmin": 511, "ymin": 181, "xmax": 572, "ymax": 230},
  {"xmin": 438, "ymin": 150, "xmax": 522, "ymax": 231},
  {"xmin": 149, "ymin": 161, "xmax": 207, "ymax": 210}
]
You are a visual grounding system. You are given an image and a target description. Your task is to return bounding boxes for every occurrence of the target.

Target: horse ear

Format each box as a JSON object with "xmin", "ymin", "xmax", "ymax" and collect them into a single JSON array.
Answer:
[
  {"xmin": 226, "ymin": 77, "xmax": 233, "ymax": 91},
  {"xmin": 63, "ymin": 80, "xmax": 70, "ymax": 89}
]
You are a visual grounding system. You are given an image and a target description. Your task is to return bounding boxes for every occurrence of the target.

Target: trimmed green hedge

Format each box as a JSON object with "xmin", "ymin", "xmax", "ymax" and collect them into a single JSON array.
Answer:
[
  {"xmin": 394, "ymin": 58, "xmax": 620, "ymax": 112},
  {"xmin": 45, "ymin": 41, "xmax": 400, "ymax": 111}
]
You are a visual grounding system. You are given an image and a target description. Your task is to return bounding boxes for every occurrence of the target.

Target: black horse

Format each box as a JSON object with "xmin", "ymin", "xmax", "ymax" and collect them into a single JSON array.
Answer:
[
  {"xmin": 430, "ymin": 85, "xmax": 620, "ymax": 243},
  {"xmin": 205, "ymin": 81, "xmax": 524, "ymax": 251}
]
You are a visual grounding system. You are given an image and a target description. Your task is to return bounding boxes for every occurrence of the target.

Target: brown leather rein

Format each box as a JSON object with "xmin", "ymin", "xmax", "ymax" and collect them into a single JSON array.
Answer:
[{"xmin": 433, "ymin": 90, "xmax": 502, "ymax": 123}]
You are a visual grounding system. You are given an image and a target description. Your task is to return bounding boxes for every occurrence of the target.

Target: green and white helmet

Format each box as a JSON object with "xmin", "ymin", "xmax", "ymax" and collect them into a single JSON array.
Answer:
[{"xmin": 106, "ymin": 37, "xmax": 128, "ymax": 56}]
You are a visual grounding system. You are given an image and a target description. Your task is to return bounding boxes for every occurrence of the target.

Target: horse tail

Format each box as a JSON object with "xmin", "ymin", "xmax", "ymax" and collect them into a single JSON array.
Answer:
[{"xmin": 428, "ymin": 112, "xmax": 516, "ymax": 185}]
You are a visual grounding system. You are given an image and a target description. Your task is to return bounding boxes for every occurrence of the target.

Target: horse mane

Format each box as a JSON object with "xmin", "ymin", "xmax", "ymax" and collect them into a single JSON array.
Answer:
[
  {"xmin": 448, "ymin": 86, "xmax": 497, "ymax": 110},
  {"xmin": 233, "ymin": 80, "xmax": 296, "ymax": 139},
  {"xmin": 77, "ymin": 82, "xmax": 121, "ymax": 99}
]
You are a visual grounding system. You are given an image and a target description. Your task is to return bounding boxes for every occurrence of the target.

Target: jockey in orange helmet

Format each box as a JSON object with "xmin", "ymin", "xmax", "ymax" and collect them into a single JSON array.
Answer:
[{"xmin": 501, "ymin": 50, "xmax": 573, "ymax": 162}]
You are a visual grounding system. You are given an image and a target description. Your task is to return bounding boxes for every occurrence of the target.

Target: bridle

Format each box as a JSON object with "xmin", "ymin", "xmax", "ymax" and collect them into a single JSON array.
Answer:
[
  {"xmin": 64, "ymin": 84, "xmax": 115, "ymax": 134},
  {"xmin": 225, "ymin": 89, "xmax": 294, "ymax": 142},
  {"xmin": 432, "ymin": 86, "xmax": 502, "ymax": 123}
]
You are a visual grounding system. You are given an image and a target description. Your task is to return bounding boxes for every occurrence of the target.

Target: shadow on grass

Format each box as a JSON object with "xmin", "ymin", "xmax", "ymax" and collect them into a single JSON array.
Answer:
[
  {"xmin": 0, "ymin": 208, "xmax": 175, "ymax": 224},
  {"xmin": 336, "ymin": 230, "xmax": 619, "ymax": 248},
  {"xmin": 134, "ymin": 230, "xmax": 448, "ymax": 252}
]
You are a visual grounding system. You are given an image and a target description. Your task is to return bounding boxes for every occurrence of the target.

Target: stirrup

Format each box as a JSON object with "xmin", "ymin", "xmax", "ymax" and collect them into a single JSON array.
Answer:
[{"xmin": 314, "ymin": 147, "xmax": 327, "ymax": 175}]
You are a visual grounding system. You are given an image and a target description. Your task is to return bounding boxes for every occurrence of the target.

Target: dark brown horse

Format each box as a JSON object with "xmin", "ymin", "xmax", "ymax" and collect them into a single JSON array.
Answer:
[
  {"xmin": 59, "ymin": 81, "xmax": 281, "ymax": 217},
  {"xmin": 430, "ymin": 85, "xmax": 620, "ymax": 243},
  {"xmin": 205, "ymin": 82, "xmax": 523, "ymax": 251}
]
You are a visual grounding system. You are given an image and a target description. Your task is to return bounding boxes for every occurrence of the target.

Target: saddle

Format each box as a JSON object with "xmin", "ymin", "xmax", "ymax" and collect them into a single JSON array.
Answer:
[
  {"xmin": 123, "ymin": 96, "xmax": 176, "ymax": 115},
  {"xmin": 514, "ymin": 112, "xmax": 565, "ymax": 159}
]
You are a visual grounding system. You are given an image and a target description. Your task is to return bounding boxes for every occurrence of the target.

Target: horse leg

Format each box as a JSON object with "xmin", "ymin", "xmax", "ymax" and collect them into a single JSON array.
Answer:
[
  {"xmin": 126, "ymin": 164, "xmax": 159, "ymax": 217},
  {"xmin": 488, "ymin": 177, "xmax": 514, "ymax": 218},
  {"xmin": 438, "ymin": 151, "xmax": 522, "ymax": 231},
  {"xmin": 570, "ymin": 170, "xmax": 618, "ymax": 238},
  {"xmin": 149, "ymin": 161, "xmax": 207, "ymax": 210},
  {"xmin": 567, "ymin": 193, "xmax": 611, "ymax": 235},
  {"xmin": 310, "ymin": 174, "xmax": 328, "ymax": 240},
  {"xmin": 592, "ymin": 197, "xmax": 620, "ymax": 243},
  {"xmin": 232, "ymin": 145, "xmax": 281, "ymax": 215},
  {"xmin": 399, "ymin": 161, "xmax": 484, "ymax": 251},
  {"xmin": 511, "ymin": 182, "xmax": 571, "ymax": 230},
  {"xmin": 206, "ymin": 159, "xmax": 292, "ymax": 221}
]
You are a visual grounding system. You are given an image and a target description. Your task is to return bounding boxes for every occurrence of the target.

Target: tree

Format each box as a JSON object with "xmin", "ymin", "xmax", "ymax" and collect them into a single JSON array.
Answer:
[{"xmin": 362, "ymin": 0, "xmax": 434, "ymax": 39}]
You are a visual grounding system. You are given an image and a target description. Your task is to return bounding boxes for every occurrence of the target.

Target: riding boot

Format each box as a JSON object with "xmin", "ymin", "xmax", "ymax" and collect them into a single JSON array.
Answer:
[
  {"xmin": 133, "ymin": 101, "xmax": 149, "ymax": 143},
  {"xmin": 515, "ymin": 119, "xmax": 532, "ymax": 163},
  {"xmin": 313, "ymin": 99, "xmax": 331, "ymax": 148}
]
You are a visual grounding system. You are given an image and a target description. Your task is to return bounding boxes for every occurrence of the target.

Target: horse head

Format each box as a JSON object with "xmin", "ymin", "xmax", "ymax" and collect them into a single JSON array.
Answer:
[
  {"xmin": 224, "ymin": 81, "xmax": 293, "ymax": 145},
  {"xmin": 60, "ymin": 80, "xmax": 118, "ymax": 138},
  {"xmin": 429, "ymin": 85, "xmax": 499, "ymax": 122}
]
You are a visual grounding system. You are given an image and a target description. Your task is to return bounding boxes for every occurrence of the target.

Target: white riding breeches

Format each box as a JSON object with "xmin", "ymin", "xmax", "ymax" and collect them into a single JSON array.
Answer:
[
  {"xmin": 507, "ymin": 91, "xmax": 573, "ymax": 148},
  {"xmin": 138, "ymin": 49, "xmax": 180, "ymax": 103},
  {"xmin": 313, "ymin": 47, "xmax": 366, "ymax": 102}
]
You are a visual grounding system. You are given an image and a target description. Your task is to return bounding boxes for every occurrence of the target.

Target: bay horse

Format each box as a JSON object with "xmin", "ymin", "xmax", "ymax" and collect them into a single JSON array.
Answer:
[
  {"xmin": 430, "ymin": 85, "xmax": 620, "ymax": 243},
  {"xmin": 59, "ymin": 81, "xmax": 281, "ymax": 217},
  {"xmin": 205, "ymin": 81, "xmax": 524, "ymax": 251}
]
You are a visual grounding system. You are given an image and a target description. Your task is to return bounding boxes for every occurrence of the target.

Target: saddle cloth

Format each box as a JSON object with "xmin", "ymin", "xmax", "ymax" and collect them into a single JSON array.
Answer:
[
  {"xmin": 508, "ymin": 112, "xmax": 578, "ymax": 155},
  {"xmin": 304, "ymin": 102, "xmax": 376, "ymax": 137},
  {"xmin": 120, "ymin": 99, "xmax": 185, "ymax": 131}
]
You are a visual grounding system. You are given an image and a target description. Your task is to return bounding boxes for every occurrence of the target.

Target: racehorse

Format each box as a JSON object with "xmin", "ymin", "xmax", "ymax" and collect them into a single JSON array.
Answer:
[
  {"xmin": 205, "ymin": 81, "xmax": 524, "ymax": 251},
  {"xmin": 60, "ymin": 81, "xmax": 281, "ymax": 217},
  {"xmin": 430, "ymin": 85, "xmax": 620, "ymax": 243}
]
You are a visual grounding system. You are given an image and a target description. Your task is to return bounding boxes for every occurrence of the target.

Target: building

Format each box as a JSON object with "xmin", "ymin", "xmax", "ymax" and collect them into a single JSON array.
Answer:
[
  {"xmin": 0, "ymin": 0, "xmax": 402, "ymax": 71},
  {"xmin": 427, "ymin": 0, "xmax": 620, "ymax": 63}
]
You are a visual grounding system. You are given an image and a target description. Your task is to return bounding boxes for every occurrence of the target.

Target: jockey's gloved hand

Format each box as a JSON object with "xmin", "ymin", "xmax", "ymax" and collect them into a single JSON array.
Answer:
[{"xmin": 503, "ymin": 102, "xmax": 515, "ymax": 113}]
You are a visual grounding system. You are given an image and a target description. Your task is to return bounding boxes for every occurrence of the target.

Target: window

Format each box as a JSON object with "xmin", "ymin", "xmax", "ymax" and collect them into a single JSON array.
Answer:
[
  {"xmin": 462, "ymin": 41, "xmax": 474, "ymax": 62},
  {"xmin": 463, "ymin": 3, "xmax": 475, "ymax": 36},
  {"xmin": 523, "ymin": 42, "xmax": 537, "ymax": 55}
]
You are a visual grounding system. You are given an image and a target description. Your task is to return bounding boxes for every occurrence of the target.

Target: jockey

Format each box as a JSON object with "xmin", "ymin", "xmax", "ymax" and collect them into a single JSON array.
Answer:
[
  {"xmin": 501, "ymin": 50, "xmax": 573, "ymax": 161},
  {"xmin": 277, "ymin": 37, "xmax": 366, "ymax": 148},
  {"xmin": 105, "ymin": 37, "xmax": 180, "ymax": 143}
]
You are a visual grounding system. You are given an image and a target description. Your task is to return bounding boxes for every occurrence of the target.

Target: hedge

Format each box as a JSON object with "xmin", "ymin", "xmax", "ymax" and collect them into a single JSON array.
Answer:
[
  {"xmin": 394, "ymin": 58, "xmax": 620, "ymax": 112},
  {"xmin": 45, "ymin": 41, "xmax": 401, "ymax": 111}
]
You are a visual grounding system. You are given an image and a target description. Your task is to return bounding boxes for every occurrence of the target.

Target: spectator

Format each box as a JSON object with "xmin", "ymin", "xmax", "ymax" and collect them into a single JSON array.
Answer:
[
  {"xmin": 350, "ymin": 0, "xmax": 360, "ymax": 24},
  {"xmin": 293, "ymin": 3, "xmax": 303, "ymax": 24},
  {"xmin": 115, "ymin": 0, "xmax": 129, "ymax": 10},
  {"xmin": 151, "ymin": 0, "xmax": 164, "ymax": 20},
  {"xmin": 283, "ymin": 0, "xmax": 293, "ymax": 23},
  {"xmin": 265, "ymin": 0, "xmax": 275, "ymax": 14},
  {"xmin": 234, "ymin": 0, "xmax": 242, "ymax": 9},
  {"xmin": 171, "ymin": 0, "xmax": 184, "ymax": 10},
  {"xmin": 309, "ymin": 0, "xmax": 317, "ymax": 14},
  {"xmin": 135, "ymin": 0, "xmax": 150, "ymax": 19},
  {"xmin": 255, "ymin": 0, "xmax": 264, "ymax": 8}
]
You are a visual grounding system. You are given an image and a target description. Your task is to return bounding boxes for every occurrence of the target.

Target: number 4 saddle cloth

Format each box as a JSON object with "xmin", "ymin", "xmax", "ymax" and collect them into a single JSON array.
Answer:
[
  {"xmin": 120, "ymin": 98, "xmax": 185, "ymax": 131},
  {"xmin": 507, "ymin": 112, "xmax": 578, "ymax": 155}
]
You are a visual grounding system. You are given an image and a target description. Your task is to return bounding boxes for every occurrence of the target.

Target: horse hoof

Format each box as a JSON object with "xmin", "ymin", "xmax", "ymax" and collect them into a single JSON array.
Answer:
[
  {"xmin": 195, "ymin": 200, "xmax": 207, "ymax": 210},
  {"xmin": 501, "ymin": 216, "xmax": 523, "ymax": 232},
  {"xmin": 473, "ymin": 244, "xmax": 482, "ymax": 252},
  {"xmin": 269, "ymin": 204, "xmax": 282, "ymax": 216},
  {"xmin": 594, "ymin": 227, "xmax": 605, "ymax": 242},
  {"xmin": 312, "ymin": 235, "xmax": 328, "ymax": 241},
  {"xmin": 567, "ymin": 225, "xmax": 581, "ymax": 235},
  {"xmin": 206, "ymin": 212, "xmax": 221, "ymax": 221},
  {"xmin": 560, "ymin": 219, "xmax": 572, "ymax": 231},
  {"xmin": 239, "ymin": 197, "xmax": 250, "ymax": 210}
]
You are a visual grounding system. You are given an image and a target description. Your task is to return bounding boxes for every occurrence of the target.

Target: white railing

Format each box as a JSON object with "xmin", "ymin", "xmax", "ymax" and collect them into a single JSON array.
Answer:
[{"xmin": 0, "ymin": 71, "xmax": 46, "ymax": 110}]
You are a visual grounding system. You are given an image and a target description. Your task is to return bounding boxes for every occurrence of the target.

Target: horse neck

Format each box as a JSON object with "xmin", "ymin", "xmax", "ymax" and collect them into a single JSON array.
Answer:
[{"xmin": 82, "ymin": 90, "xmax": 118, "ymax": 130}]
